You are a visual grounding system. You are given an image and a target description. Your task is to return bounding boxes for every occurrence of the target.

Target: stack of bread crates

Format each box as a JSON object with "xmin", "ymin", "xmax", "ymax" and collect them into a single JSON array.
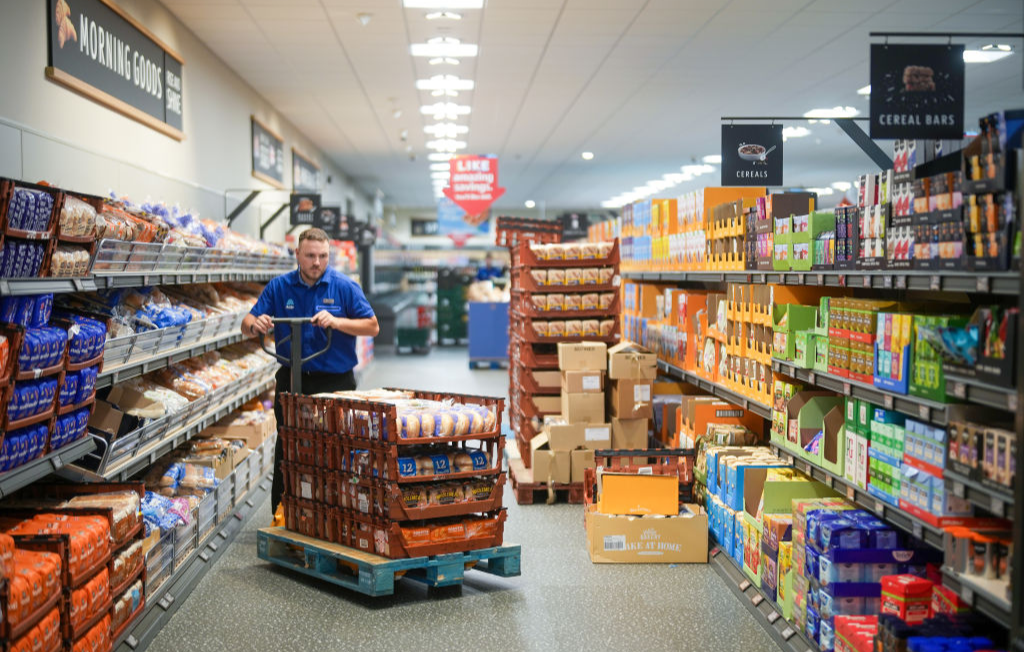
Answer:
[{"xmin": 278, "ymin": 388, "xmax": 507, "ymax": 559}]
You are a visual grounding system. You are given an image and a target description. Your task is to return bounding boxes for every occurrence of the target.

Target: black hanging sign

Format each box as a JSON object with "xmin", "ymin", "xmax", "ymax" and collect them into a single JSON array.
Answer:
[
  {"xmin": 252, "ymin": 117, "xmax": 285, "ymax": 188},
  {"xmin": 46, "ymin": 0, "xmax": 185, "ymax": 139},
  {"xmin": 869, "ymin": 43, "xmax": 965, "ymax": 139},
  {"xmin": 292, "ymin": 148, "xmax": 319, "ymax": 192},
  {"xmin": 411, "ymin": 218, "xmax": 440, "ymax": 236},
  {"xmin": 315, "ymin": 206, "xmax": 354, "ymax": 241},
  {"xmin": 290, "ymin": 193, "xmax": 321, "ymax": 226},
  {"xmin": 721, "ymin": 124, "xmax": 783, "ymax": 186},
  {"xmin": 559, "ymin": 213, "xmax": 591, "ymax": 241}
]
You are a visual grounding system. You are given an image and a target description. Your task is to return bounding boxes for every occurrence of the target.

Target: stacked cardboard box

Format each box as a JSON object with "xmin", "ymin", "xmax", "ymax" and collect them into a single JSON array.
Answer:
[{"xmin": 606, "ymin": 342, "xmax": 656, "ymax": 456}]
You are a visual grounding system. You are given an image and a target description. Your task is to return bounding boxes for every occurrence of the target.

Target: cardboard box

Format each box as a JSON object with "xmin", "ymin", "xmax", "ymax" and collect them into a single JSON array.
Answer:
[
  {"xmin": 90, "ymin": 385, "xmax": 163, "ymax": 439},
  {"xmin": 531, "ymin": 395, "xmax": 562, "ymax": 414},
  {"xmin": 599, "ymin": 472, "xmax": 678, "ymax": 515},
  {"xmin": 558, "ymin": 342, "xmax": 608, "ymax": 371},
  {"xmin": 562, "ymin": 370, "xmax": 605, "ymax": 394},
  {"xmin": 585, "ymin": 504, "xmax": 708, "ymax": 563},
  {"xmin": 609, "ymin": 379, "xmax": 654, "ymax": 419},
  {"xmin": 607, "ymin": 341, "xmax": 657, "ymax": 379},
  {"xmin": 611, "ymin": 418, "xmax": 648, "ymax": 450},
  {"xmin": 185, "ymin": 452, "xmax": 234, "ymax": 480},
  {"xmin": 203, "ymin": 415, "xmax": 276, "ymax": 449},
  {"xmin": 542, "ymin": 423, "xmax": 585, "ymax": 452},
  {"xmin": 571, "ymin": 449, "xmax": 595, "ymax": 484},
  {"xmin": 530, "ymin": 434, "xmax": 572, "ymax": 484},
  {"xmin": 582, "ymin": 423, "xmax": 612, "ymax": 450},
  {"xmin": 562, "ymin": 392, "xmax": 605, "ymax": 424}
]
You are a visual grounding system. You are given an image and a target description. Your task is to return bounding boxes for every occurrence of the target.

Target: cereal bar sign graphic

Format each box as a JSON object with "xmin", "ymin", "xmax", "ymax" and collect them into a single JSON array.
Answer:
[
  {"xmin": 443, "ymin": 155, "xmax": 506, "ymax": 216},
  {"xmin": 869, "ymin": 43, "xmax": 965, "ymax": 139}
]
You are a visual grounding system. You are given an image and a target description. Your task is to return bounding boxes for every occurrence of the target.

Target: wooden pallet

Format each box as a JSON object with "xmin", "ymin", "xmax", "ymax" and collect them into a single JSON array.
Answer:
[
  {"xmin": 505, "ymin": 440, "xmax": 584, "ymax": 505},
  {"xmin": 257, "ymin": 527, "xmax": 521, "ymax": 597},
  {"xmin": 469, "ymin": 359, "xmax": 509, "ymax": 369}
]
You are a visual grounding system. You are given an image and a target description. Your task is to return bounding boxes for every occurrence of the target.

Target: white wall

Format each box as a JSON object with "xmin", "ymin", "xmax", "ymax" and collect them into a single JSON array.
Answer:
[
  {"xmin": 381, "ymin": 205, "xmax": 554, "ymax": 249},
  {"xmin": 0, "ymin": 0, "xmax": 375, "ymax": 245}
]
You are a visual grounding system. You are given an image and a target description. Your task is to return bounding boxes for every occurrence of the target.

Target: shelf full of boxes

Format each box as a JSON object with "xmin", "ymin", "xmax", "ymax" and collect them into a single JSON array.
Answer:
[
  {"xmin": 0, "ymin": 175, "xmax": 296, "ymax": 652},
  {"xmin": 603, "ymin": 108, "xmax": 1024, "ymax": 652}
]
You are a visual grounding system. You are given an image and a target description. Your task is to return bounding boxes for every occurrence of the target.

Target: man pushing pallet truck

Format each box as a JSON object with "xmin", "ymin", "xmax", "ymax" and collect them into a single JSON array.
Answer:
[{"xmin": 243, "ymin": 228, "xmax": 520, "ymax": 596}]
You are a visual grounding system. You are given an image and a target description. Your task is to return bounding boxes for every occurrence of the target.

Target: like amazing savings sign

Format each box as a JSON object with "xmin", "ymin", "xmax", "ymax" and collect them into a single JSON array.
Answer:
[{"xmin": 443, "ymin": 155, "xmax": 506, "ymax": 217}]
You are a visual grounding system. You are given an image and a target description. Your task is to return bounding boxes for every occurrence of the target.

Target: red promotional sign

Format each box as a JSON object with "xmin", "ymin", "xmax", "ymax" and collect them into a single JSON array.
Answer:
[{"xmin": 443, "ymin": 155, "xmax": 506, "ymax": 216}]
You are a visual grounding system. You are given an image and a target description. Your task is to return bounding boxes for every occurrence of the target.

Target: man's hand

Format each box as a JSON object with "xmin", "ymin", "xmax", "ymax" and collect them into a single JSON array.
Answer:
[
  {"xmin": 251, "ymin": 314, "xmax": 274, "ymax": 335},
  {"xmin": 310, "ymin": 310, "xmax": 339, "ymax": 331}
]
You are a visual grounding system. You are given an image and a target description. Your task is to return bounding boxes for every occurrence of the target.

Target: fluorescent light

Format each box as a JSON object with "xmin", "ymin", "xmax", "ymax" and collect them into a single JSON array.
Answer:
[
  {"xmin": 581, "ymin": 151, "xmax": 595, "ymax": 160},
  {"xmin": 426, "ymin": 139, "xmax": 467, "ymax": 151},
  {"xmin": 525, "ymin": 200, "xmax": 536, "ymax": 209},
  {"xmin": 663, "ymin": 173, "xmax": 686, "ymax": 184},
  {"xmin": 857, "ymin": 85, "xmax": 871, "ymax": 95},
  {"xmin": 429, "ymin": 57, "xmax": 460, "ymax": 65},
  {"xmin": 428, "ymin": 153, "xmax": 454, "ymax": 161},
  {"xmin": 425, "ymin": 123, "xmax": 469, "ymax": 138},
  {"xmin": 831, "ymin": 181, "xmax": 852, "ymax": 192},
  {"xmin": 431, "ymin": 89, "xmax": 459, "ymax": 97},
  {"xmin": 964, "ymin": 46, "xmax": 1013, "ymax": 63},
  {"xmin": 681, "ymin": 164, "xmax": 715, "ymax": 176},
  {"xmin": 430, "ymin": 163, "xmax": 449, "ymax": 171},
  {"xmin": 601, "ymin": 200, "xmax": 620, "ymax": 209},
  {"xmin": 806, "ymin": 187, "xmax": 834, "ymax": 196},
  {"xmin": 702, "ymin": 154, "xmax": 722, "ymax": 164},
  {"xmin": 412, "ymin": 37, "xmax": 478, "ymax": 58},
  {"xmin": 803, "ymin": 106, "xmax": 859, "ymax": 120},
  {"xmin": 404, "ymin": 0, "xmax": 482, "ymax": 8},
  {"xmin": 431, "ymin": 171, "xmax": 449, "ymax": 179},
  {"xmin": 782, "ymin": 126, "xmax": 811, "ymax": 139},
  {"xmin": 420, "ymin": 102, "xmax": 472, "ymax": 119},
  {"xmin": 425, "ymin": 11, "xmax": 462, "ymax": 20},
  {"xmin": 416, "ymin": 75, "xmax": 475, "ymax": 91}
]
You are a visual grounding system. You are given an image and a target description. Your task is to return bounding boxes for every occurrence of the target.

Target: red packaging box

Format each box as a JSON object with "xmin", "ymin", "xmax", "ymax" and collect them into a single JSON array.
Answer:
[{"xmin": 881, "ymin": 575, "xmax": 933, "ymax": 625}]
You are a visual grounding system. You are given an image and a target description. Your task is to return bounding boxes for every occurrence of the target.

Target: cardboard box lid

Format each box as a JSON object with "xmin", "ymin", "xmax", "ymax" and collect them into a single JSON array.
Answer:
[
  {"xmin": 607, "ymin": 341, "xmax": 657, "ymax": 378},
  {"xmin": 544, "ymin": 422, "xmax": 585, "ymax": 451},
  {"xmin": 599, "ymin": 472, "xmax": 678, "ymax": 516},
  {"xmin": 530, "ymin": 432, "xmax": 551, "ymax": 453},
  {"xmin": 107, "ymin": 385, "xmax": 165, "ymax": 418},
  {"xmin": 557, "ymin": 341, "xmax": 608, "ymax": 370}
]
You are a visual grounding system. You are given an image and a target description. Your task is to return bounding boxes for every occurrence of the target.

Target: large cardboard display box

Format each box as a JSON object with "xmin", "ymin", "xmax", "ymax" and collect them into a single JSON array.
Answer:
[{"xmin": 585, "ymin": 504, "xmax": 708, "ymax": 564}]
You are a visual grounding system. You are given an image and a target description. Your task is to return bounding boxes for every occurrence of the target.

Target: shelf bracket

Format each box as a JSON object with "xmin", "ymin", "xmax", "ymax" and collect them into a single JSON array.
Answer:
[
  {"xmin": 224, "ymin": 190, "xmax": 262, "ymax": 228},
  {"xmin": 259, "ymin": 203, "xmax": 290, "ymax": 239},
  {"xmin": 834, "ymin": 118, "xmax": 893, "ymax": 170}
]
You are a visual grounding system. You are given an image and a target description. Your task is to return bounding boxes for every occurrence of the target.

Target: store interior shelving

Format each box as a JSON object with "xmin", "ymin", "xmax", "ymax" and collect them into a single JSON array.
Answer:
[{"xmin": 657, "ymin": 359, "xmax": 773, "ymax": 419}]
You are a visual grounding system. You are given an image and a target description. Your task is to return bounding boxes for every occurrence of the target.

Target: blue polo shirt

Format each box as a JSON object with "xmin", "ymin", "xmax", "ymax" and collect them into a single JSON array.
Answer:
[
  {"xmin": 250, "ymin": 267, "xmax": 374, "ymax": 373},
  {"xmin": 476, "ymin": 265, "xmax": 503, "ymax": 281}
]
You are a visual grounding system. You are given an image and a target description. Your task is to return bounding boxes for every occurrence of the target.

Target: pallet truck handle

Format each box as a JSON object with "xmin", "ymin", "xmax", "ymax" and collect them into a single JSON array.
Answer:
[{"xmin": 260, "ymin": 317, "xmax": 334, "ymax": 395}]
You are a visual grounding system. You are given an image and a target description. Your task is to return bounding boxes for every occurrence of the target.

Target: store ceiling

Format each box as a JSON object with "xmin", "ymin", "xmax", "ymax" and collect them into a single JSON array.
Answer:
[{"xmin": 162, "ymin": 0, "xmax": 1024, "ymax": 212}]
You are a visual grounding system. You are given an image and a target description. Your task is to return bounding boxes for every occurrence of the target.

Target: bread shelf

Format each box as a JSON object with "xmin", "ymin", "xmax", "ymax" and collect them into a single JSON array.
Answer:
[
  {"xmin": 0, "ymin": 269, "xmax": 288, "ymax": 297},
  {"xmin": 96, "ymin": 329, "xmax": 249, "ymax": 391},
  {"xmin": 0, "ymin": 436, "xmax": 95, "ymax": 499},
  {"xmin": 656, "ymin": 359, "xmax": 772, "ymax": 420}
]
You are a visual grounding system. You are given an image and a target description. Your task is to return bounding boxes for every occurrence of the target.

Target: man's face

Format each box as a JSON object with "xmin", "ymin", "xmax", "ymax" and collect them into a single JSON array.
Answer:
[{"xmin": 297, "ymin": 239, "xmax": 330, "ymax": 282}]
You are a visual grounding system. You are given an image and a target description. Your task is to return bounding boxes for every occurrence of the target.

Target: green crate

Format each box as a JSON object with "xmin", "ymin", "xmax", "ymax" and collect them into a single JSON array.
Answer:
[{"xmin": 398, "ymin": 328, "xmax": 431, "ymax": 348}]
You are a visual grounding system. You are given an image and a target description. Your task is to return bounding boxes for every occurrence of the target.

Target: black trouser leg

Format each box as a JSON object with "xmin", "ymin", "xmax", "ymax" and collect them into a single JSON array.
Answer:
[{"xmin": 270, "ymin": 367, "xmax": 356, "ymax": 517}]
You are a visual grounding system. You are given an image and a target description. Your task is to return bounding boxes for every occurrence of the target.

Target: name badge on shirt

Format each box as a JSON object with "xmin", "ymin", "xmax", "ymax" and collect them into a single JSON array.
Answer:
[{"xmin": 315, "ymin": 304, "xmax": 341, "ymax": 315}]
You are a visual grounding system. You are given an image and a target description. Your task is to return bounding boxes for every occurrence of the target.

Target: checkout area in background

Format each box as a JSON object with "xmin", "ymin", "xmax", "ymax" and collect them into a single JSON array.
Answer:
[{"xmin": 369, "ymin": 250, "xmax": 510, "ymax": 359}]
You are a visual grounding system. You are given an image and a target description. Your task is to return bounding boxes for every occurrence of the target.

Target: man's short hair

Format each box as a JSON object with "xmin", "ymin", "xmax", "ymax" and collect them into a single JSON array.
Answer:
[{"xmin": 298, "ymin": 228, "xmax": 330, "ymax": 245}]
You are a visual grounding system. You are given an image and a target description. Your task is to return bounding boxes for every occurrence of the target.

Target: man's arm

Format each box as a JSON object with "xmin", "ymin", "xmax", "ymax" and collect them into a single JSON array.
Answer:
[{"xmin": 310, "ymin": 312, "xmax": 379, "ymax": 337}]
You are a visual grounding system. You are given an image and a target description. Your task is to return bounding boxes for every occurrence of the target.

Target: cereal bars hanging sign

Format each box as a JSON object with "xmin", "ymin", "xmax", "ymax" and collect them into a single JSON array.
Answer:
[
  {"xmin": 869, "ymin": 43, "xmax": 965, "ymax": 139},
  {"xmin": 46, "ymin": 0, "xmax": 185, "ymax": 140}
]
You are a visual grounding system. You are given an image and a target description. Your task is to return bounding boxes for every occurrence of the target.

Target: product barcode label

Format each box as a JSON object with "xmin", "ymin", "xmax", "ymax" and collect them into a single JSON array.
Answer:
[
  {"xmin": 358, "ymin": 494, "xmax": 369, "ymax": 514},
  {"xmin": 300, "ymin": 481, "xmax": 312, "ymax": 500},
  {"xmin": 604, "ymin": 535, "xmax": 626, "ymax": 551},
  {"xmin": 635, "ymin": 384, "xmax": 652, "ymax": 402},
  {"xmin": 585, "ymin": 427, "xmax": 609, "ymax": 442},
  {"xmin": 582, "ymin": 375, "xmax": 601, "ymax": 391}
]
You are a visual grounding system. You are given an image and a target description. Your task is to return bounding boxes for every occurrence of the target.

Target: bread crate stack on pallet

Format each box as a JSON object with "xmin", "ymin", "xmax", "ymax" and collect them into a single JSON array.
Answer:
[{"xmin": 276, "ymin": 388, "xmax": 508, "ymax": 560}]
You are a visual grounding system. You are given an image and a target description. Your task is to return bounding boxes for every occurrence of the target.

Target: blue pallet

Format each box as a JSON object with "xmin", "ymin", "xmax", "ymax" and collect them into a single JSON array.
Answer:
[
  {"xmin": 257, "ymin": 527, "xmax": 521, "ymax": 597},
  {"xmin": 468, "ymin": 302, "xmax": 509, "ymax": 362}
]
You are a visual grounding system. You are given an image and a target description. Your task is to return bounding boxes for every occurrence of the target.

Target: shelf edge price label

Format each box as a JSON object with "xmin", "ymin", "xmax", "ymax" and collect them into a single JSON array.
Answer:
[
  {"xmin": 918, "ymin": 404, "xmax": 929, "ymax": 420},
  {"xmin": 961, "ymin": 585, "xmax": 974, "ymax": 604},
  {"xmin": 874, "ymin": 500, "xmax": 886, "ymax": 515},
  {"xmin": 896, "ymin": 275, "xmax": 907, "ymax": 289},
  {"xmin": 976, "ymin": 276, "xmax": 989, "ymax": 293},
  {"xmin": 739, "ymin": 580, "xmax": 751, "ymax": 592},
  {"xmin": 991, "ymin": 497, "xmax": 1005, "ymax": 517},
  {"xmin": 1008, "ymin": 393, "xmax": 1019, "ymax": 412},
  {"xmin": 951, "ymin": 382, "xmax": 966, "ymax": 399},
  {"xmin": 883, "ymin": 394, "xmax": 894, "ymax": 409},
  {"xmin": 781, "ymin": 628, "xmax": 796, "ymax": 640},
  {"xmin": 930, "ymin": 275, "xmax": 941, "ymax": 291},
  {"xmin": 751, "ymin": 594, "xmax": 764, "ymax": 606},
  {"xmin": 883, "ymin": 275, "xmax": 893, "ymax": 289},
  {"xmin": 767, "ymin": 611, "xmax": 781, "ymax": 624},
  {"xmin": 952, "ymin": 481, "xmax": 966, "ymax": 499},
  {"xmin": 842, "ymin": 383, "xmax": 851, "ymax": 395},
  {"xmin": 912, "ymin": 523, "xmax": 923, "ymax": 540},
  {"xmin": 808, "ymin": 372, "xmax": 816, "ymax": 385},
  {"xmin": 816, "ymin": 274, "xmax": 825, "ymax": 286},
  {"xmin": 846, "ymin": 485, "xmax": 856, "ymax": 500},
  {"xmin": 797, "ymin": 273, "xmax": 805, "ymax": 285},
  {"xmin": 863, "ymin": 276, "xmax": 872, "ymax": 288}
]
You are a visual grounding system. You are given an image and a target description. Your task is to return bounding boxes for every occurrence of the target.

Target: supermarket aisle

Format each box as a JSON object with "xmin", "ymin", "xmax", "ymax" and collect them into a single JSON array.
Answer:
[{"xmin": 147, "ymin": 349, "xmax": 776, "ymax": 652}]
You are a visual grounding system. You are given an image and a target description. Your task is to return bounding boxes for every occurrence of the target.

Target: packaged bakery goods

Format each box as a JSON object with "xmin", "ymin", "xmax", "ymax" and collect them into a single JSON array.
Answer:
[
  {"xmin": 563, "ymin": 243, "xmax": 582, "ymax": 260},
  {"xmin": 598, "ymin": 267, "xmax": 615, "ymax": 284},
  {"xmin": 109, "ymin": 541, "xmax": 143, "ymax": 589},
  {"xmin": 582, "ymin": 319, "xmax": 600, "ymax": 336},
  {"xmin": 596, "ymin": 242, "xmax": 613, "ymax": 258},
  {"xmin": 599, "ymin": 293, "xmax": 615, "ymax": 310},
  {"xmin": 418, "ymin": 412, "xmax": 436, "ymax": 438},
  {"xmin": 599, "ymin": 319, "xmax": 615, "ymax": 336},
  {"xmin": 580, "ymin": 242, "xmax": 599, "ymax": 259},
  {"xmin": 466, "ymin": 480, "xmax": 494, "ymax": 502},
  {"xmin": 565, "ymin": 268, "xmax": 582, "ymax": 286},
  {"xmin": 564, "ymin": 294, "xmax": 581, "ymax": 311},
  {"xmin": 529, "ymin": 269, "xmax": 547, "ymax": 286},
  {"xmin": 547, "ymin": 321, "xmax": 565, "ymax": 337},
  {"xmin": 545, "ymin": 244, "xmax": 564, "ymax": 261},
  {"xmin": 530, "ymin": 321, "xmax": 548, "ymax": 338},
  {"xmin": 581, "ymin": 267, "xmax": 599, "ymax": 285},
  {"xmin": 564, "ymin": 320, "xmax": 583, "ymax": 337},
  {"xmin": 452, "ymin": 450, "xmax": 489, "ymax": 472},
  {"xmin": 428, "ymin": 483, "xmax": 465, "ymax": 506},
  {"xmin": 435, "ymin": 412, "xmax": 455, "ymax": 437},
  {"xmin": 545, "ymin": 294, "xmax": 564, "ymax": 311},
  {"xmin": 396, "ymin": 412, "xmax": 421, "ymax": 439},
  {"xmin": 60, "ymin": 196, "xmax": 97, "ymax": 238},
  {"xmin": 401, "ymin": 486, "xmax": 426, "ymax": 510},
  {"xmin": 529, "ymin": 294, "xmax": 547, "ymax": 311},
  {"xmin": 581, "ymin": 293, "xmax": 598, "ymax": 311},
  {"xmin": 547, "ymin": 269, "xmax": 566, "ymax": 286}
]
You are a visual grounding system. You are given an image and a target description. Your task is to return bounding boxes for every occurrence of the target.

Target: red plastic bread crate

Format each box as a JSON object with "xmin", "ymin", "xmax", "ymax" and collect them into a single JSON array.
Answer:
[
  {"xmin": 279, "ymin": 427, "xmax": 344, "ymax": 469},
  {"xmin": 495, "ymin": 216, "xmax": 562, "ymax": 249},
  {"xmin": 339, "ymin": 473, "xmax": 506, "ymax": 522},
  {"xmin": 338, "ymin": 509, "xmax": 508, "ymax": 559}
]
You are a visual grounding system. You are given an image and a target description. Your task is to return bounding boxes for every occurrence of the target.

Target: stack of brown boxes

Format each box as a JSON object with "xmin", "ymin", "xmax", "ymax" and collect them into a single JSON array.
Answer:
[{"xmin": 607, "ymin": 342, "xmax": 657, "ymax": 458}]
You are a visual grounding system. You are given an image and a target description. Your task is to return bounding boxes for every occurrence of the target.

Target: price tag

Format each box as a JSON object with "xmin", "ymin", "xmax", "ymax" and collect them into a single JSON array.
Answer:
[
  {"xmin": 846, "ymin": 485, "xmax": 856, "ymax": 500},
  {"xmin": 199, "ymin": 551, "xmax": 210, "ymax": 562},
  {"xmin": 781, "ymin": 628, "xmax": 796, "ymax": 640},
  {"xmin": 711, "ymin": 547, "xmax": 720, "ymax": 557},
  {"xmin": 843, "ymin": 383, "xmax": 852, "ymax": 395},
  {"xmin": 881, "ymin": 394, "xmax": 893, "ymax": 409},
  {"xmin": 797, "ymin": 273, "xmax": 805, "ymax": 285},
  {"xmin": 961, "ymin": 585, "xmax": 974, "ymax": 604},
  {"xmin": 863, "ymin": 276, "xmax": 872, "ymax": 288},
  {"xmin": 209, "ymin": 542, "xmax": 219, "ymax": 552},
  {"xmin": 952, "ymin": 481, "xmax": 966, "ymax": 499},
  {"xmin": 918, "ymin": 404, "xmax": 929, "ymax": 420},
  {"xmin": 1008, "ymin": 394, "xmax": 1019, "ymax": 412},
  {"xmin": 808, "ymin": 372, "xmax": 816, "ymax": 385},
  {"xmin": 930, "ymin": 275, "xmax": 941, "ymax": 291},
  {"xmin": 752, "ymin": 594, "xmax": 764, "ymax": 606},
  {"xmin": 991, "ymin": 497, "xmax": 1005, "ymax": 517},
  {"xmin": 816, "ymin": 274, "xmax": 825, "ymax": 286},
  {"xmin": 912, "ymin": 523, "xmax": 923, "ymax": 540},
  {"xmin": 976, "ymin": 276, "xmax": 989, "ymax": 293},
  {"xmin": 739, "ymin": 580, "xmax": 751, "ymax": 591},
  {"xmin": 838, "ymin": 275, "xmax": 847, "ymax": 287},
  {"xmin": 896, "ymin": 275, "xmax": 907, "ymax": 289},
  {"xmin": 951, "ymin": 382, "xmax": 966, "ymax": 399},
  {"xmin": 51, "ymin": 455, "xmax": 63, "ymax": 470},
  {"xmin": 883, "ymin": 275, "xmax": 893, "ymax": 289},
  {"xmin": 767, "ymin": 612, "xmax": 781, "ymax": 624},
  {"xmin": 126, "ymin": 635, "xmax": 139, "ymax": 649}
]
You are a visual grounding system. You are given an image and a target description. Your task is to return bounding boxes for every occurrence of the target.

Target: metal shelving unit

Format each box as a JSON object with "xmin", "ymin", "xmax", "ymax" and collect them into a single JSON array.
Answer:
[
  {"xmin": 944, "ymin": 468, "xmax": 1015, "ymax": 518},
  {"xmin": 0, "ymin": 270, "xmax": 287, "ymax": 297},
  {"xmin": 97, "ymin": 331, "xmax": 249, "ymax": 391},
  {"xmin": 0, "ymin": 437, "xmax": 96, "ymax": 499},
  {"xmin": 946, "ymin": 374, "xmax": 1020, "ymax": 413},
  {"xmin": 657, "ymin": 359, "xmax": 772, "ymax": 419},
  {"xmin": 941, "ymin": 567, "xmax": 1013, "ymax": 630}
]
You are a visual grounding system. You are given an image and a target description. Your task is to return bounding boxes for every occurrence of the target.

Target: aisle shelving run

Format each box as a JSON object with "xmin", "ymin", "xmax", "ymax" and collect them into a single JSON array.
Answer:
[
  {"xmin": 622, "ymin": 270, "xmax": 1020, "ymax": 296},
  {"xmin": 0, "ymin": 436, "xmax": 96, "ymax": 498},
  {"xmin": 940, "ymin": 565, "xmax": 1013, "ymax": 630},
  {"xmin": 657, "ymin": 359, "xmax": 772, "ymax": 419},
  {"xmin": 0, "ymin": 270, "xmax": 286, "ymax": 297}
]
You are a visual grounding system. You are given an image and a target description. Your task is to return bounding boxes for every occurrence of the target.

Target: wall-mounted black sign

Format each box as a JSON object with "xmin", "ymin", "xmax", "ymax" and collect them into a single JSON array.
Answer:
[
  {"xmin": 315, "ymin": 206, "xmax": 353, "ymax": 241},
  {"xmin": 870, "ymin": 43, "xmax": 965, "ymax": 139},
  {"xmin": 252, "ymin": 117, "xmax": 285, "ymax": 188},
  {"xmin": 355, "ymin": 223, "xmax": 376, "ymax": 248},
  {"xmin": 290, "ymin": 193, "xmax": 321, "ymax": 226},
  {"xmin": 292, "ymin": 149, "xmax": 319, "ymax": 192},
  {"xmin": 559, "ymin": 213, "xmax": 590, "ymax": 241},
  {"xmin": 411, "ymin": 218, "xmax": 440, "ymax": 236},
  {"xmin": 46, "ymin": 0, "xmax": 184, "ymax": 139},
  {"xmin": 721, "ymin": 124, "xmax": 783, "ymax": 187}
]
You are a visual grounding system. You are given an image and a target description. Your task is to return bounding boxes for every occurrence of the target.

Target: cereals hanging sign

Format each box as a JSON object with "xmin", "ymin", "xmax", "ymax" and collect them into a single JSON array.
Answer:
[
  {"xmin": 869, "ymin": 43, "xmax": 965, "ymax": 139},
  {"xmin": 46, "ymin": 0, "xmax": 185, "ymax": 140}
]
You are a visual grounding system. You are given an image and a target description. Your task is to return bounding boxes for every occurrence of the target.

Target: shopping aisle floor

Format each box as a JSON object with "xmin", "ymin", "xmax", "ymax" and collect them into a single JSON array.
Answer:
[{"xmin": 147, "ymin": 349, "xmax": 777, "ymax": 652}]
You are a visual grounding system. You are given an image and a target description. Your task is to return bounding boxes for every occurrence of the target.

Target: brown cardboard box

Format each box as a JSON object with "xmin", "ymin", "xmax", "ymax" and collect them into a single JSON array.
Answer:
[
  {"xmin": 582, "ymin": 423, "xmax": 612, "ymax": 450},
  {"xmin": 607, "ymin": 341, "xmax": 657, "ymax": 380},
  {"xmin": 89, "ymin": 385, "xmax": 165, "ymax": 439},
  {"xmin": 561, "ymin": 370, "xmax": 605, "ymax": 394},
  {"xmin": 543, "ymin": 423, "xmax": 585, "ymax": 452},
  {"xmin": 561, "ymin": 392, "xmax": 605, "ymax": 424},
  {"xmin": 608, "ymin": 379, "xmax": 654, "ymax": 419},
  {"xmin": 531, "ymin": 395, "xmax": 562, "ymax": 414},
  {"xmin": 202, "ymin": 416, "xmax": 276, "ymax": 450},
  {"xmin": 558, "ymin": 342, "xmax": 608, "ymax": 371},
  {"xmin": 571, "ymin": 449, "xmax": 595, "ymax": 483},
  {"xmin": 611, "ymin": 418, "xmax": 648, "ymax": 449},
  {"xmin": 585, "ymin": 504, "xmax": 708, "ymax": 563},
  {"xmin": 530, "ymin": 433, "xmax": 572, "ymax": 484},
  {"xmin": 185, "ymin": 452, "xmax": 234, "ymax": 480}
]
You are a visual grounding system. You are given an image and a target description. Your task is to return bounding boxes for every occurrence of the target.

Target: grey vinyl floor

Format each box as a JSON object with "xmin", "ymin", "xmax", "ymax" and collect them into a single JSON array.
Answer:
[{"xmin": 146, "ymin": 348, "xmax": 777, "ymax": 652}]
